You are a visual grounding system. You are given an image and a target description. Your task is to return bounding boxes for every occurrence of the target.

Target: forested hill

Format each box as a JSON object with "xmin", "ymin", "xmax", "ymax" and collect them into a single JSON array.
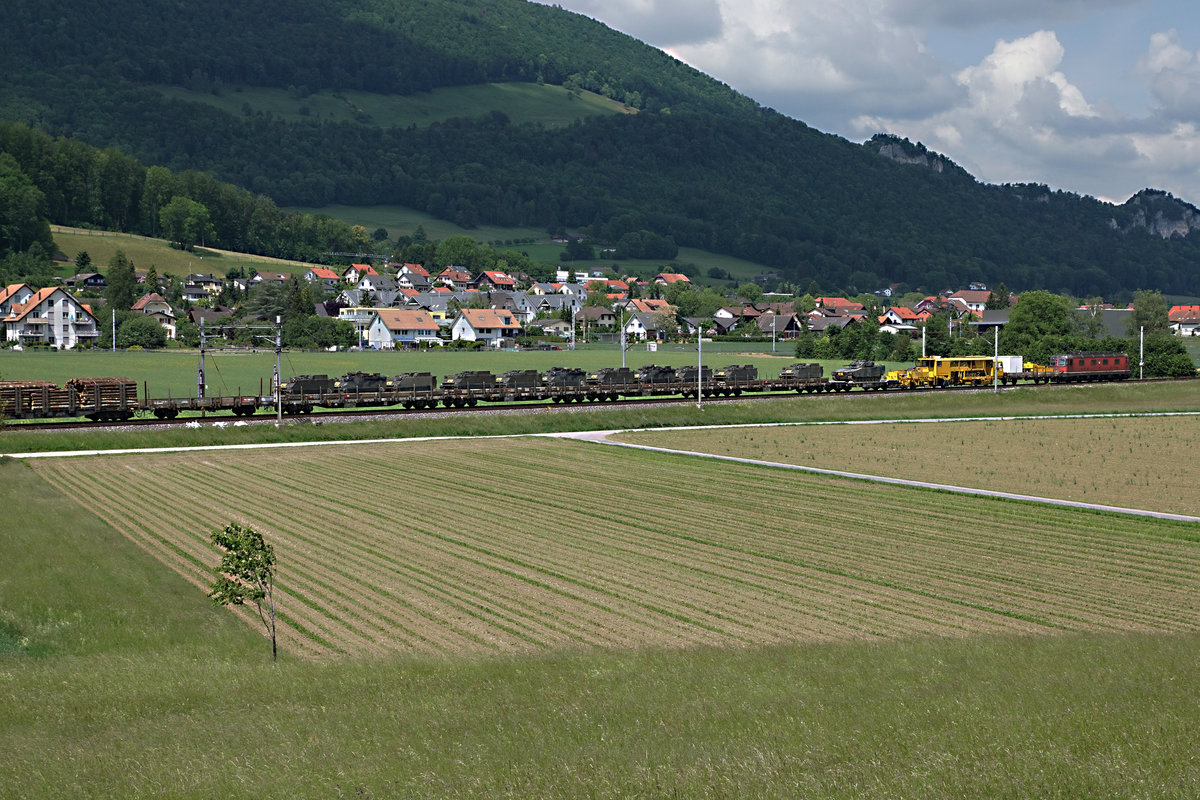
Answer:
[{"xmin": 2, "ymin": 0, "xmax": 1199, "ymax": 297}]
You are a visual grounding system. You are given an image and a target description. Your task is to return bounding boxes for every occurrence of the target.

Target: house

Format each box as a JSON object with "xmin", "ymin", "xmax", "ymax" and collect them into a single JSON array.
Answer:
[
  {"xmin": 653, "ymin": 272, "xmax": 691, "ymax": 286},
  {"xmin": 3, "ymin": 285, "xmax": 99, "ymax": 349},
  {"xmin": 451, "ymin": 308, "xmax": 523, "ymax": 347},
  {"xmin": 252, "ymin": 271, "xmax": 291, "ymax": 287},
  {"xmin": 183, "ymin": 273, "xmax": 223, "ymax": 302},
  {"xmin": 535, "ymin": 318, "xmax": 573, "ymax": 337},
  {"xmin": 1169, "ymin": 305, "xmax": 1200, "ymax": 336},
  {"xmin": 341, "ymin": 264, "xmax": 378, "ymax": 284},
  {"xmin": 880, "ymin": 306, "xmax": 930, "ymax": 326},
  {"xmin": 948, "ymin": 289, "xmax": 991, "ymax": 314},
  {"xmin": 473, "ymin": 270, "xmax": 516, "ymax": 291},
  {"xmin": 398, "ymin": 263, "xmax": 430, "ymax": 279},
  {"xmin": 131, "ymin": 292, "xmax": 177, "ymax": 339},
  {"xmin": 66, "ymin": 273, "xmax": 107, "ymax": 290},
  {"xmin": 578, "ymin": 305, "xmax": 616, "ymax": 328},
  {"xmin": 0, "ymin": 283, "xmax": 36, "ymax": 317},
  {"xmin": 815, "ymin": 297, "xmax": 865, "ymax": 312},
  {"xmin": 304, "ymin": 267, "xmax": 341, "ymax": 288},
  {"xmin": 756, "ymin": 312, "xmax": 801, "ymax": 338},
  {"xmin": 366, "ymin": 309, "xmax": 442, "ymax": 349},
  {"xmin": 808, "ymin": 315, "xmax": 855, "ymax": 333},
  {"xmin": 623, "ymin": 311, "xmax": 668, "ymax": 342},
  {"xmin": 623, "ymin": 298, "xmax": 672, "ymax": 314},
  {"xmin": 188, "ymin": 306, "xmax": 235, "ymax": 337},
  {"xmin": 396, "ymin": 272, "xmax": 432, "ymax": 292},
  {"xmin": 437, "ymin": 266, "xmax": 473, "ymax": 289}
]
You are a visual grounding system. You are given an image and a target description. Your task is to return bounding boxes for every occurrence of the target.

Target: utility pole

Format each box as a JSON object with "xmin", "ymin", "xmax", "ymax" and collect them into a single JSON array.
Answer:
[
  {"xmin": 696, "ymin": 322, "xmax": 703, "ymax": 410},
  {"xmin": 275, "ymin": 316, "xmax": 282, "ymax": 427},
  {"xmin": 993, "ymin": 326, "xmax": 999, "ymax": 393},
  {"xmin": 1139, "ymin": 326, "xmax": 1144, "ymax": 380},
  {"xmin": 198, "ymin": 319, "xmax": 206, "ymax": 398},
  {"xmin": 620, "ymin": 308, "xmax": 626, "ymax": 369}
]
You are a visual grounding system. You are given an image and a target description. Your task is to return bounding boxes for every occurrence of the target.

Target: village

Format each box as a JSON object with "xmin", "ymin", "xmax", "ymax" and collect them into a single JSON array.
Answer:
[{"xmin": 7, "ymin": 261, "xmax": 1200, "ymax": 352}]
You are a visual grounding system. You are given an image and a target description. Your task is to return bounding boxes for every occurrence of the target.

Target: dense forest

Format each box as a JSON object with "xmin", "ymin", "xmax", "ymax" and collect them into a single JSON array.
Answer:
[{"xmin": 1, "ymin": 0, "xmax": 1199, "ymax": 297}]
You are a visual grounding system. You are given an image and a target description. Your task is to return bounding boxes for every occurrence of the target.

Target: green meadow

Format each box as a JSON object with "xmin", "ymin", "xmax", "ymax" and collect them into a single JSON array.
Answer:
[
  {"xmin": 50, "ymin": 226, "xmax": 313, "ymax": 279},
  {"xmin": 4, "ymin": 387, "xmax": 1200, "ymax": 797}
]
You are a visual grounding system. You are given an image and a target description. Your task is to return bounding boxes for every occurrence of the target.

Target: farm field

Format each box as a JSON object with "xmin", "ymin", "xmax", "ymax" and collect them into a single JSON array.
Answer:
[
  {"xmin": 28, "ymin": 436, "xmax": 1200, "ymax": 659},
  {"xmin": 616, "ymin": 413, "xmax": 1200, "ymax": 516},
  {"xmin": 6, "ymin": 430, "xmax": 1200, "ymax": 795}
]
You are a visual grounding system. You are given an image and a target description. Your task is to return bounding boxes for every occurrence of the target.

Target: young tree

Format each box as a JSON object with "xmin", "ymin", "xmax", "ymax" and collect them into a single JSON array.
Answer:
[
  {"xmin": 1127, "ymin": 289, "xmax": 1171, "ymax": 336},
  {"xmin": 209, "ymin": 523, "xmax": 278, "ymax": 662},
  {"xmin": 105, "ymin": 250, "xmax": 138, "ymax": 311}
]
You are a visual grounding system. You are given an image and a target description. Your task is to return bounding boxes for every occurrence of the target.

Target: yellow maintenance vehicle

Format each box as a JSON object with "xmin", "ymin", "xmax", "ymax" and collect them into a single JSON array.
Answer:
[{"xmin": 886, "ymin": 356, "xmax": 998, "ymax": 389}]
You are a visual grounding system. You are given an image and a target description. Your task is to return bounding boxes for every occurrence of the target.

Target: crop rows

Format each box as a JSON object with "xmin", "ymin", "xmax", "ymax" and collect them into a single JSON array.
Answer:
[
  {"xmin": 32, "ymin": 437, "xmax": 1200, "ymax": 658},
  {"xmin": 618, "ymin": 415, "xmax": 1200, "ymax": 516}
]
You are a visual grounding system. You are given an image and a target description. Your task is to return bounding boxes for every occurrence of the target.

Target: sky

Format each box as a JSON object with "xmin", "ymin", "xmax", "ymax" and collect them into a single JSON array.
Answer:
[{"xmin": 534, "ymin": 0, "xmax": 1200, "ymax": 205}]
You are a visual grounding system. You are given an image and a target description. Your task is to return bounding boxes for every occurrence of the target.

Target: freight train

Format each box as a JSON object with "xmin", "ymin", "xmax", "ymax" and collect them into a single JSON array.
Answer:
[{"xmin": 0, "ymin": 353, "xmax": 1136, "ymax": 422}]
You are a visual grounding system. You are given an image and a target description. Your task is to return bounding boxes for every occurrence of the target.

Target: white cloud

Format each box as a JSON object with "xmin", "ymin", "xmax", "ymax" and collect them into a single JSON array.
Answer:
[
  {"xmin": 886, "ymin": 0, "xmax": 1142, "ymax": 29},
  {"xmin": 955, "ymin": 31, "xmax": 1097, "ymax": 123},
  {"xmin": 1138, "ymin": 30, "xmax": 1200, "ymax": 120},
  {"xmin": 667, "ymin": 0, "xmax": 962, "ymax": 123}
]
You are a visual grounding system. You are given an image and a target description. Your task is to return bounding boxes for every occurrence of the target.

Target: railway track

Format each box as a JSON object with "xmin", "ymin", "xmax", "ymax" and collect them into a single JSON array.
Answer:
[{"xmin": 3, "ymin": 382, "xmax": 1029, "ymax": 433}]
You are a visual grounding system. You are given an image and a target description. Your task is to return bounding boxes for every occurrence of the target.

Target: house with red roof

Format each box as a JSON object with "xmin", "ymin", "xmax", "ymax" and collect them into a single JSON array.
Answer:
[
  {"xmin": 437, "ymin": 267, "xmax": 472, "ymax": 289},
  {"xmin": 366, "ymin": 309, "xmax": 442, "ymax": 349},
  {"xmin": 948, "ymin": 289, "xmax": 991, "ymax": 314},
  {"xmin": 1169, "ymin": 305, "xmax": 1200, "ymax": 336},
  {"xmin": 342, "ymin": 264, "xmax": 378, "ymax": 283},
  {"xmin": 451, "ymin": 308, "xmax": 522, "ymax": 347},
  {"xmin": 473, "ymin": 270, "xmax": 517, "ymax": 291},
  {"xmin": 305, "ymin": 267, "xmax": 341, "ymax": 288},
  {"xmin": 399, "ymin": 263, "xmax": 430, "ymax": 278},
  {"xmin": 815, "ymin": 297, "xmax": 865, "ymax": 312},
  {"xmin": 131, "ymin": 292, "xmax": 177, "ymax": 339},
  {"xmin": 653, "ymin": 272, "xmax": 691, "ymax": 286},
  {"xmin": 3, "ymin": 284, "xmax": 99, "ymax": 349}
]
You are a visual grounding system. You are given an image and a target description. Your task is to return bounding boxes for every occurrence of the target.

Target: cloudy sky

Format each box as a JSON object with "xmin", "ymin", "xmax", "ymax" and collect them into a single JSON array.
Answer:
[{"xmin": 536, "ymin": 0, "xmax": 1200, "ymax": 205}]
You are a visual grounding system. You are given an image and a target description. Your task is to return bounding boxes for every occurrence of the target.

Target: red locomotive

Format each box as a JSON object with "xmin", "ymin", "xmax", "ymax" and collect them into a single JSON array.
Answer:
[{"xmin": 1048, "ymin": 352, "xmax": 1131, "ymax": 382}]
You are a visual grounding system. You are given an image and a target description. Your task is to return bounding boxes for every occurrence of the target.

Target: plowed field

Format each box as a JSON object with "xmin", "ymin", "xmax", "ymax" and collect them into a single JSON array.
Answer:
[
  {"xmin": 616, "ymin": 414, "xmax": 1200, "ymax": 516},
  {"xmin": 31, "ymin": 437, "xmax": 1200, "ymax": 659}
]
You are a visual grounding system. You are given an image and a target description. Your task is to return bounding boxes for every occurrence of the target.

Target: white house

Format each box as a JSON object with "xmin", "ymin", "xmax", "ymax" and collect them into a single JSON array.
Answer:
[
  {"xmin": 131, "ymin": 292, "xmax": 177, "ymax": 340},
  {"xmin": 2, "ymin": 284, "xmax": 99, "ymax": 349},
  {"xmin": 367, "ymin": 309, "xmax": 442, "ymax": 349},
  {"xmin": 623, "ymin": 311, "xmax": 667, "ymax": 342},
  {"xmin": 451, "ymin": 308, "xmax": 522, "ymax": 347}
]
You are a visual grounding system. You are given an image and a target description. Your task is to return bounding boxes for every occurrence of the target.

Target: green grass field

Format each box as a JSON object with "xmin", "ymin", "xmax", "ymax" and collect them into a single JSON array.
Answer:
[
  {"xmin": 5, "ymin": 399, "xmax": 1200, "ymax": 796},
  {"xmin": 51, "ymin": 226, "xmax": 313, "ymax": 278},
  {"xmin": 156, "ymin": 81, "xmax": 631, "ymax": 129}
]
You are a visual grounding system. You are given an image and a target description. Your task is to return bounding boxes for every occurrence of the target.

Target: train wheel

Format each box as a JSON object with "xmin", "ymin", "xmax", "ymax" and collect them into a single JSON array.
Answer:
[{"xmin": 468, "ymin": 398, "xmax": 478, "ymax": 407}]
